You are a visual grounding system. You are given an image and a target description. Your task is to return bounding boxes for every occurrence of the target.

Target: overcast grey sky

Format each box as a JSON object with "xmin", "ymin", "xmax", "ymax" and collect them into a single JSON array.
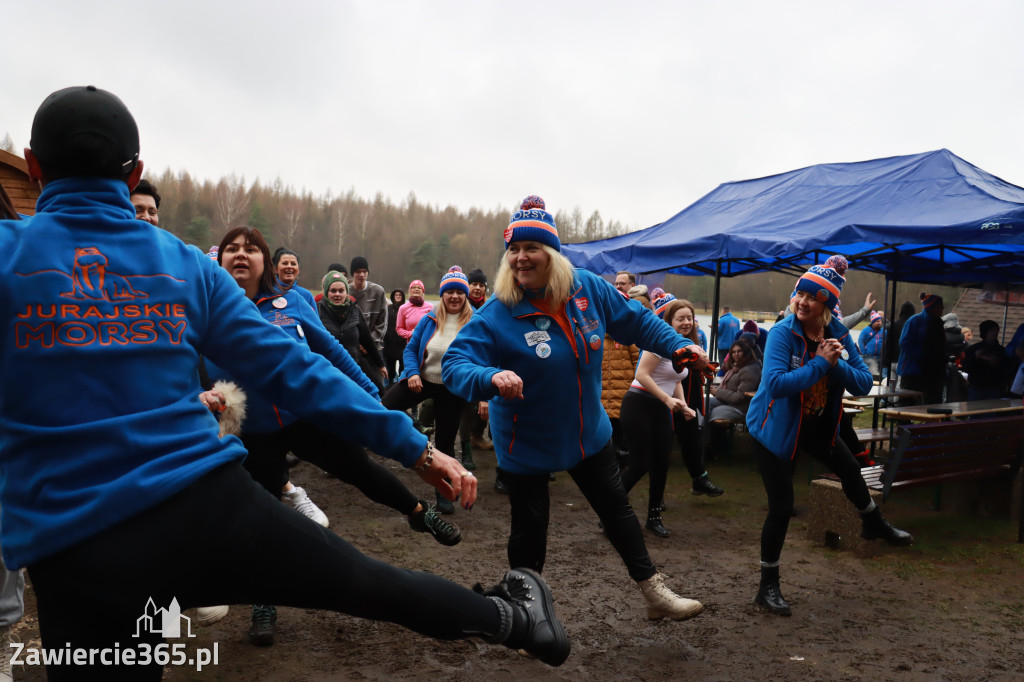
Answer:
[{"xmin": 5, "ymin": 1, "xmax": 1023, "ymax": 230}]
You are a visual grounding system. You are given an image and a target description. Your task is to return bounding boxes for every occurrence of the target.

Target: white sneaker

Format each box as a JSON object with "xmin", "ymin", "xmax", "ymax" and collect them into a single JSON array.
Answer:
[
  {"xmin": 196, "ymin": 605, "xmax": 229, "ymax": 626},
  {"xmin": 283, "ymin": 486, "xmax": 329, "ymax": 528},
  {"xmin": 638, "ymin": 573, "xmax": 703, "ymax": 620}
]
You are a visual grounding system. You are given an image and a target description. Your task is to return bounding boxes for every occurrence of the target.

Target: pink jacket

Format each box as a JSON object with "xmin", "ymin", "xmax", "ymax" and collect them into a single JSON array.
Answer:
[{"xmin": 396, "ymin": 300, "xmax": 433, "ymax": 339}]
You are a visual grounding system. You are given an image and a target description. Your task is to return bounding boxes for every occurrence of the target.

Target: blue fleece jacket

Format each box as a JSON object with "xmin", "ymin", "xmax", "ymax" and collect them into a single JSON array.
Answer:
[
  {"xmin": 746, "ymin": 313, "xmax": 872, "ymax": 460},
  {"xmin": 399, "ymin": 308, "xmax": 439, "ymax": 382},
  {"xmin": 858, "ymin": 326, "xmax": 885, "ymax": 357},
  {"xmin": 442, "ymin": 269, "xmax": 693, "ymax": 475},
  {"xmin": 205, "ymin": 288, "xmax": 379, "ymax": 434},
  {"xmin": 280, "ymin": 281, "xmax": 317, "ymax": 311},
  {"xmin": 717, "ymin": 312, "xmax": 741, "ymax": 350},
  {"xmin": 0, "ymin": 178, "xmax": 426, "ymax": 569}
]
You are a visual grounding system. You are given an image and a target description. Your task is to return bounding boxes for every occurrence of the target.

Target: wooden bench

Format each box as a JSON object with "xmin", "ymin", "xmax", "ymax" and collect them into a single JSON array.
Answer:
[
  {"xmin": 853, "ymin": 427, "xmax": 889, "ymax": 445},
  {"xmin": 827, "ymin": 416, "xmax": 1024, "ymax": 542}
]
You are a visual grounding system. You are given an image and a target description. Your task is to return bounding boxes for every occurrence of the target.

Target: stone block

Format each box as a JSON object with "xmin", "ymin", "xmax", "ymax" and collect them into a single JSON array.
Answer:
[{"xmin": 807, "ymin": 477, "xmax": 884, "ymax": 553}]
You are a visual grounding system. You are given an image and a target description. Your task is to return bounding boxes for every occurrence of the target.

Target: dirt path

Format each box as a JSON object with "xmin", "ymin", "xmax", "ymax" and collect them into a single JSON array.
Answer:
[{"xmin": 14, "ymin": 448, "xmax": 1024, "ymax": 681}]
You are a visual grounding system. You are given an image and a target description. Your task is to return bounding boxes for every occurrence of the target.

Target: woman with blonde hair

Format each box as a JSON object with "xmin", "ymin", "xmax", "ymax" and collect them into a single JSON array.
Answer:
[
  {"xmin": 746, "ymin": 256, "xmax": 912, "ymax": 617},
  {"xmin": 444, "ymin": 195, "xmax": 710, "ymax": 621},
  {"xmin": 384, "ymin": 267, "xmax": 485, "ymax": 512}
]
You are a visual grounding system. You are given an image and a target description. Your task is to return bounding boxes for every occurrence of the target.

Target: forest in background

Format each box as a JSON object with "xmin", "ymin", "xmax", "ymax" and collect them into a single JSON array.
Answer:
[{"xmin": 145, "ymin": 168, "xmax": 632, "ymax": 294}]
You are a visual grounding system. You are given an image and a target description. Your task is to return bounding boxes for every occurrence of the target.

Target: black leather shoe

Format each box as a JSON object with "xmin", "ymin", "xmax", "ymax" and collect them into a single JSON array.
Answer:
[
  {"xmin": 861, "ymin": 509, "xmax": 913, "ymax": 546},
  {"xmin": 493, "ymin": 569, "xmax": 570, "ymax": 666},
  {"xmin": 692, "ymin": 475, "xmax": 725, "ymax": 497},
  {"xmin": 754, "ymin": 582, "xmax": 791, "ymax": 616},
  {"xmin": 645, "ymin": 512, "xmax": 669, "ymax": 538}
]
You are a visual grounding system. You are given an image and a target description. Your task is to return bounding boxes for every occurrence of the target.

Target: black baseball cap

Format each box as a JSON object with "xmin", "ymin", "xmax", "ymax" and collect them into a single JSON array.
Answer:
[{"xmin": 30, "ymin": 85, "xmax": 139, "ymax": 175}]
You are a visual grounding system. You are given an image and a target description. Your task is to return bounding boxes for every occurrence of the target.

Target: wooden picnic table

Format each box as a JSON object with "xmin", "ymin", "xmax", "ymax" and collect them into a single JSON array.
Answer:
[
  {"xmin": 878, "ymin": 398, "xmax": 1023, "ymax": 423},
  {"xmin": 846, "ymin": 385, "xmax": 924, "ymax": 430}
]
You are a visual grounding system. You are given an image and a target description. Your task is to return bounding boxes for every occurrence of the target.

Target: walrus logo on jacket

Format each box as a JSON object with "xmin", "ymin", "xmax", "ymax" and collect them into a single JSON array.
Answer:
[
  {"xmin": 64, "ymin": 247, "xmax": 149, "ymax": 301},
  {"xmin": 14, "ymin": 247, "xmax": 187, "ymax": 349}
]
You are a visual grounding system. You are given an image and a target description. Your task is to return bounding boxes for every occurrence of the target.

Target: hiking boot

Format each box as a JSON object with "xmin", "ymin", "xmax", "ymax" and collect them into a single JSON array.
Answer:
[
  {"xmin": 196, "ymin": 605, "xmax": 229, "ymax": 626},
  {"xmin": 645, "ymin": 510, "xmax": 669, "ymax": 538},
  {"xmin": 638, "ymin": 573, "xmax": 703, "ymax": 620},
  {"xmin": 754, "ymin": 567, "xmax": 791, "ymax": 616},
  {"xmin": 861, "ymin": 508, "xmax": 914, "ymax": 546},
  {"xmin": 249, "ymin": 605, "xmax": 277, "ymax": 646},
  {"xmin": 282, "ymin": 486, "xmax": 329, "ymax": 528},
  {"xmin": 477, "ymin": 568, "xmax": 570, "ymax": 666},
  {"xmin": 435, "ymin": 490, "xmax": 455, "ymax": 515},
  {"xmin": 409, "ymin": 501, "xmax": 463, "ymax": 546},
  {"xmin": 460, "ymin": 440, "xmax": 477, "ymax": 471},
  {"xmin": 691, "ymin": 474, "xmax": 725, "ymax": 497},
  {"xmin": 471, "ymin": 434, "xmax": 494, "ymax": 451},
  {"xmin": 285, "ymin": 453, "xmax": 301, "ymax": 468}
]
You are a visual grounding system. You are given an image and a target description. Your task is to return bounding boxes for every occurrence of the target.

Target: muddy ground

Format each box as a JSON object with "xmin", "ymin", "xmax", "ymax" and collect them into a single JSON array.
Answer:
[{"xmin": 13, "ymin": 439, "xmax": 1024, "ymax": 681}]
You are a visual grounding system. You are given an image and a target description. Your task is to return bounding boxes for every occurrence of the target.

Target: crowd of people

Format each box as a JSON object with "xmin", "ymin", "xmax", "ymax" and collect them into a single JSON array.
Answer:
[{"xmin": 2, "ymin": 84, "xmax": 1021, "ymax": 679}]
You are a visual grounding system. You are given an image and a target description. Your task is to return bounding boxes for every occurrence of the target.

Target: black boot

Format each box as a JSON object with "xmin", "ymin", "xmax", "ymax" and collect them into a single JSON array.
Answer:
[
  {"xmin": 435, "ymin": 490, "xmax": 455, "ymax": 515},
  {"xmin": 861, "ymin": 507, "xmax": 914, "ymax": 546},
  {"xmin": 645, "ymin": 509, "xmax": 669, "ymax": 538},
  {"xmin": 494, "ymin": 468, "xmax": 509, "ymax": 494},
  {"xmin": 691, "ymin": 473, "xmax": 725, "ymax": 497},
  {"xmin": 477, "ymin": 568, "xmax": 570, "ymax": 666},
  {"xmin": 754, "ymin": 566, "xmax": 791, "ymax": 616},
  {"xmin": 460, "ymin": 440, "xmax": 477, "ymax": 471}
]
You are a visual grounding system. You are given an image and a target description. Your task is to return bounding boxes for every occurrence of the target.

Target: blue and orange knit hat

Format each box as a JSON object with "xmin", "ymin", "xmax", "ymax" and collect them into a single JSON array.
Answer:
[
  {"xmin": 653, "ymin": 292, "xmax": 677, "ymax": 319},
  {"xmin": 870, "ymin": 310, "xmax": 883, "ymax": 325},
  {"xmin": 920, "ymin": 292, "xmax": 943, "ymax": 310},
  {"xmin": 504, "ymin": 195, "xmax": 560, "ymax": 251},
  {"xmin": 439, "ymin": 266, "xmax": 469, "ymax": 295},
  {"xmin": 793, "ymin": 254, "xmax": 847, "ymax": 312}
]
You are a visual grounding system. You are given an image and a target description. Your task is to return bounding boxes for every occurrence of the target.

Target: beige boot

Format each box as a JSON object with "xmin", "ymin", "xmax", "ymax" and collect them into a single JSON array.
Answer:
[{"xmin": 639, "ymin": 573, "xmax": 703, "ymax": 620}]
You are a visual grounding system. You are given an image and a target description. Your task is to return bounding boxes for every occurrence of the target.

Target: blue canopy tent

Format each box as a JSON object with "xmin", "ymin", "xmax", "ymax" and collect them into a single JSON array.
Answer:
[
  {"xmin": 563, "ymin": 149, "xmax": 1024, "ymax": 284},
  {"xmin": 562, "ymin": 149, "xmax": 1024, "ymax": 351}
]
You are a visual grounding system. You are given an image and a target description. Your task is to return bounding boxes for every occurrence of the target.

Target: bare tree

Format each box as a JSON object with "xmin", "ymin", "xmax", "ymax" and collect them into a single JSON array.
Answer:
[
  {"xmin": 332, "ymin": 201, "xmax": 346, "ymax": 254},
  {"xmin": 0, "ymin": 133, "xmax": 14, "ymax": 153},
  {"xmin": 214, "ymin": 174, "xmax": 249, "ymax": 230},
  {"xmin": 281, "ymin": 200, "xmax": 305, "ymax": 245}
]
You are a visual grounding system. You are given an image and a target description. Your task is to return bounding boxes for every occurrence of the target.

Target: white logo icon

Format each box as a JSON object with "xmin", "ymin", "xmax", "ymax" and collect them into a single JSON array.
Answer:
[{"xmin": 134, "ymin": 597, "xmax": 196, "ymax": 639}]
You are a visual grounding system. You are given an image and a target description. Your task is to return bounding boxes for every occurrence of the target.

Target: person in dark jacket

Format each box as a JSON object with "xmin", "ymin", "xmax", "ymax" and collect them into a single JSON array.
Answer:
[
  {"xmin": 318, "ymin": 270, "xmax": 387, "ymax": 390},
  {"xmin": 383, "ymin": 288, "xmax": 407, "ymax": 384},
  {"xmin": 962, "ymin": 320, "xmax": 1011, "ymax": 400}
]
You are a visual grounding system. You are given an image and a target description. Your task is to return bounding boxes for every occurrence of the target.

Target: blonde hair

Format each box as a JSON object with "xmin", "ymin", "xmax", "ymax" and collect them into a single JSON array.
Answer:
[
  {"xmin": 434, "ymin": 295, "xmax": 473, "ymax": 330},
  {"xmin": 666, "ymin": 298, "xmax": 701, "ymax": 345},
  {"xmin": 789, "ymin": 294, "xmax": 833, "ymax": 329},
  {"xmin": 494, "ymin": 244, "xmax": 575, "ymax": 307}
]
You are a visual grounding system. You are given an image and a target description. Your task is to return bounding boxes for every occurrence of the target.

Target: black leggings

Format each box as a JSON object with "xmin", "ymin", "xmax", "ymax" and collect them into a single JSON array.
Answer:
[
  {"xmin": 672, "ymin": 411, "xmax": 706, "ymax": 480},
  {"xmin": 241, "ymin": 421, "xmax": 420, "ymax": 515},
  {"xmin": 618, "ymin": 391, "xmax": 673, "ymax": 512},
  {"xmin": 383, "ymin": 379, "xmax": 464, "ymax": 457},
  {"xmin": 27, "ymin": 462, "xmax": 500, "ymax": 681},
  {"xmin": 502, "ymin": 443, "xmax": 657, "ymax": 583},
  {"xmin": 755, "ymin": 426, "xmax": 872, "ymax": 564}
]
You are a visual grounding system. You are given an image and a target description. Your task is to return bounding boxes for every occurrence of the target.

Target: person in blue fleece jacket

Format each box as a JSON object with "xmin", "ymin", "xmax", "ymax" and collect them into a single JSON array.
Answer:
[
  {"xmin": 443, "ymin": 196, "xmax": 708, "ymax": 622},
  {"xmin": 0, "ymin": 85, "xmax": 569, "ymax": 678},
  {"xmin": 746, "ymin": 256, "xmax": 913, "ymax": 617}
]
